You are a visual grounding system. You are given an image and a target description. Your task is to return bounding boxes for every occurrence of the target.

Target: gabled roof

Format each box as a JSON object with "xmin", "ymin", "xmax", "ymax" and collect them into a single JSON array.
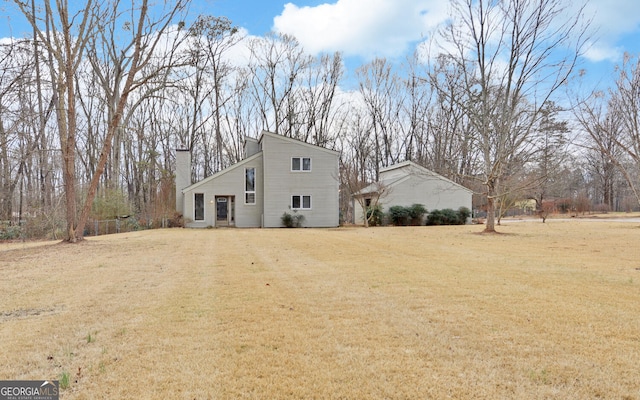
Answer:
[
  {"xmin": 354, "ymin": 161, "xmax": 473, "ymax": 196},
  {"xmin": 182, "ymin": 151, "xmax": 263, "ymax": 193},
  {"xmin": 258, "ymin": 130, "xmax": 340, "ymax": 156},
  {"xmin": 182, "ymin": 130, "xmax": 340, "ymax": 193}
]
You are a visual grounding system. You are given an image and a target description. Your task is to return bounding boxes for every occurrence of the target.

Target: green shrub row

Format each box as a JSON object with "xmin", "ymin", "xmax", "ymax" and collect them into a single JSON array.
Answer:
[
  {"xmin": 426, "ymin": 207, "xmax": 471, "ymax": 225},
  {"xmin": 363, "ymin": 205, "xmax": 471, "ymax": 226},
  {"xmin": 387, "ymin": 204, "xmax": 428, "ymax": 226}
]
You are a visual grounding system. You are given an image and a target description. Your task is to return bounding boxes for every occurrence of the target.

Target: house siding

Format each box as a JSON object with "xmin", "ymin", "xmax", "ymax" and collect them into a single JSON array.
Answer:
[
  {"xmin": 182, "ymin": 154, "xmax": 264, "ymax": 228},
  {"xmin": 381, "ymin": 175, "xmax": 471, "ymax": 212},
  {"xmin": 261, "ymin": 133, "xmax": 339, "ymax": 228}
]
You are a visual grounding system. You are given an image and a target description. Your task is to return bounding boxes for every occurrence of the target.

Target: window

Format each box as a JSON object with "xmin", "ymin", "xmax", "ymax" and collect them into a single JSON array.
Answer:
[
  {"xmin": 292, "ymin": 195, "xmax": 311, "ymax": 210},
  {"xmin": 194, "ymin": 193, "xmax": 204, "ymax": 221},
  {"xmin": 291, "ymin": 157, "xmax": 311, "ymax": 171},
  {"xmin": 245, "ymin": 167, "xmax": 256, "ymax": 204}
]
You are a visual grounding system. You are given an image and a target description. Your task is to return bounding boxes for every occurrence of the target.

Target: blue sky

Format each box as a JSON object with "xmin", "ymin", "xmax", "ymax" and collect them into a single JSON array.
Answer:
[
  {"xmin": 2, "ymin": 0, "xmax": 639, "ymax": 91},
  {"xmin": 206, "ymin": 0, "xmax": 640, "ymax": 91}
]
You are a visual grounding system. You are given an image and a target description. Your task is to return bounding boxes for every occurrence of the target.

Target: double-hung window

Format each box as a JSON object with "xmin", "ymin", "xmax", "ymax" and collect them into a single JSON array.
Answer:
[
  {"xmin": 291, "ymin": 157, "xmax": 311, "ymax": 171},
  {"xmin": 292, "ymin": 195, "xmax": 311, "ymax": 210},
  {"xmin": 245, "ymin": 167, "xmax": 256, "ymax": 204}
]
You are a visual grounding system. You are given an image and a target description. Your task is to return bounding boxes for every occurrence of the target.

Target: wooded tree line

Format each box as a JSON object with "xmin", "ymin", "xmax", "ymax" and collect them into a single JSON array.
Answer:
[{"xmin": 1, "ymin": 0, "xmax": 639, "ymax": 240}]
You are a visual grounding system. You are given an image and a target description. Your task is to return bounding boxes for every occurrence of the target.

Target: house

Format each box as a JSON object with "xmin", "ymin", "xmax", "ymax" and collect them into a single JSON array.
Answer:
[
  {"xmin": 175, "ymin": 131, "xmax": 340, "ymax": 228},
  {"xmin": 353, "ymin": 161, "xmax": 473, "ymax": 224}
]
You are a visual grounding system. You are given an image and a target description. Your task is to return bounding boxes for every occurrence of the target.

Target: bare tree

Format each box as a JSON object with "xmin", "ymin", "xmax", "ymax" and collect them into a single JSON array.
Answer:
[
  {"xmin": 13, "ymin": 0, "xmax": 190, "ymax": 241},
  {"xmin": 400, "ymin": 54, "xmax": 432, "ymax": 164},
  {"xmin": 356, "ymin": 58, "xmax": 403, "ymax": 179},
  {"xmin": 575, "ymin": 97, "xmax": 638, "ymax": 209},
  {"xmin": 575, "ymin": 54, "xmax": 640, "ymax": 209},
  {"xmin": 584, "ymin": 139, "xmax": 622, "ymax": 210},
  {"xmin": 220, "ymin": 67, "xmax": 262, "ymax": 163},
  {"xmin": 0, "ymin": 39, "xmax": 32, "ymax": 223},
  {"xmin": 433, "ymin": 0, "xmax": 588, "ymax": 232},
  {"xmin": 425, "ymin": 54, "xmax": 478, "ymax": 182},
  {"xmin": 13, "ymin": 0, "xmax": 100, "ymax": 241},
  {"xmin": 200, "ymin": 17, "xmax": 242, "ymax": 172},
  {"xmin": 79, "ymin": 0, "xmax": 190, "ymax": 240},
  {"xmin": 29, "ymin": 6, "xmax": 56, "ymax": 215},
  {"xmin": 181, "ymin": 16, "xmax": 242, "ymax": 174},
  {"xmin": 495, "ymin": 101, "xmax": 571, "ymax": 222},
  {"xmin": 248, "ymin": 33, "xmax": 311, "ymax": 137},
  {"xmin": 297, "ymin": 52, "xmax": 343, "ymax": 147}
]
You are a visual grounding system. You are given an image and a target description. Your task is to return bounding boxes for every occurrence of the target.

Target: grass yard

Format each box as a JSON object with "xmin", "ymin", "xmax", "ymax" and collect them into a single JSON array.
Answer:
[{"xmin": 1, "ymin": 220, "xmax": 639, "ymax": 399}]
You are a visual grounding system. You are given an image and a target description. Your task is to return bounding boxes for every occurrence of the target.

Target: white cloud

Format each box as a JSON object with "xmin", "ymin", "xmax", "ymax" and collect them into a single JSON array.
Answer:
[
  {"xmin": 579, "ymin": 0, "xmax": 640, "ymax": 63},
  {"xmin": 583, "ymin": 0, "xmax": 640, "ymax": 35},
  {"xmin": 272, "ymin": 0, "xmax": 449, "ymax": 59},
  {"xmin": 222, "ymin": 27, "xmax": 254, "ymax": 67},
  {"xmin": 271, "ymin": 0, "xmax": 640, "ymax": 65},
  {"xmin": 583, "ymin": 41, "xmax": 624, "ymax": 63}
]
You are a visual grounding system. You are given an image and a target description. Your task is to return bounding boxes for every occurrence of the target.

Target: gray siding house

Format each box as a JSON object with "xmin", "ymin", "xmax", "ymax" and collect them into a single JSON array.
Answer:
[
  {"xmin": 354, "ymin": 161, "xmax": 473, "ymax": 224},
  {"xmin": 176, "ymin": 131, "xmax": 340, "ymax": 228}
]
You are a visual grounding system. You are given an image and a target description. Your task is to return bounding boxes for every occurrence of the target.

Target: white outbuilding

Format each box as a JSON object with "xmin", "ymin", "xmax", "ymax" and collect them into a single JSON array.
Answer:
[{"xmin": 353, "ymin": 161, "xmax": 473, "ymax": 224}]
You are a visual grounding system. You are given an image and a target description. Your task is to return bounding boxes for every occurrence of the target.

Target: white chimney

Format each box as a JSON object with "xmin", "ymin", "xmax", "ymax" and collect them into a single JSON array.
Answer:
[
  {"xmin": 244, "ymin": 136, "xmax": 260, "ymax": 158},
  {"xmin": 175, "ymin": 149, "xmax": 191, "ymax": 213}
]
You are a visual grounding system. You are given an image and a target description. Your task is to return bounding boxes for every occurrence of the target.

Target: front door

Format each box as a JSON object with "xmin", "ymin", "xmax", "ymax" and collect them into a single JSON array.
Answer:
[
  {"xmin": 215, "ymin": 196, "xmax": 235, "ymax": 226},
  {"xmin": 216, "ymin": 197, "xmax": 228, "ymax": 226}
]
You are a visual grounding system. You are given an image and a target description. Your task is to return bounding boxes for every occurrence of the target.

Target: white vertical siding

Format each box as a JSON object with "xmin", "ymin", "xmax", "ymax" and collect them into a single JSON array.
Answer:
[
  {"xmin": 353, "ymin": 164, "xmax": 473, "ymax": 225},
  {"xmin": 182, "ymin": 153, "xmax": 264, "ymax": 228},
  {"xmin": 261, "ymin": 133, "xmax": 339, "ymax": 228},
  {"xmin": 381, "ymin": 175, "xmax": 471, "ymax": 212},
  {"xmin": 179, "ymin": 132, "xmax": 339, "ymax": 229}
]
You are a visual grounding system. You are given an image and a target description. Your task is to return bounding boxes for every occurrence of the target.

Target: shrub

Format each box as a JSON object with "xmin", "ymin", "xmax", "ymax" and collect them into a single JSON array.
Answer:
[
  {"xmin": 365, "ymin": 204, "xmax": 383, "ymax": 226},
  {"xmin": 426, "ymin": 207, "xmax": 469, "ymax": 226},
  {"xmin": 430, "ymin": 209, "xmax": 458, "ymax": 225},
  {"xmin": 425, "ymin": 209, "xmax": 439, "ymax": 225},
  {"xmin": 388, "ymin": 205, "xmax": 411, "ymax": 226},
  {"xmin": 574, "ymin": 195, "xmax": 591, "ymax": 214},
  {"xmin": 0, "ymin": 223, "xmax": 22, "ymax": 240},
  {"xmin": 408, "ymin": 204, "xmax": 427, "ymax": 225},
  {"xmin": 457, "ymin": 207, "xmax": 471, "ymax": 224},
  {"xmin": 167, "ymin": 212, "xmax": 185, "ymax": 228},
  {"xmin": 556, "ymin": 198, "xmax": 572, "ymax": 213},
  {"xmin": 281, "ymin": 212, "xmax": 305, "ymax": 228},
  {"xmin": 281, "ymin": 212, "xmax": 294, "ymax": 227},
  {"xmin": 293, "ymin": 213, "xmax": 305, "ymax": 227},
  {"xmin": 120, "ymin": 217, "xmax": 142, "ymax": 232},
  {"xmin": 22, "ymin": 213, "xmax": 64, "ymax": 239},
  {"xmin": 385, "ymin": 204, "xmax": 427, "ymax": 226},
  {"xmin": 90, "ymin": 187, "xmax": 132, "ymax": 220}
]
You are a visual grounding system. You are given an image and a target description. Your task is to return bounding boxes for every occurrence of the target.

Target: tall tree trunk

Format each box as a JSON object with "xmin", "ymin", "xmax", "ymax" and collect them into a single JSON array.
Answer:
[
  {"xmin": 32, "ymin": 2, "xmax": 52, "ymax": 212},
  {"xmin": 74, "ymin": 9, "xmax": 148, "ymax": 239},
  {"xmin": 484, "ymin": 178, "xmax": 497, "ymax": 233}
]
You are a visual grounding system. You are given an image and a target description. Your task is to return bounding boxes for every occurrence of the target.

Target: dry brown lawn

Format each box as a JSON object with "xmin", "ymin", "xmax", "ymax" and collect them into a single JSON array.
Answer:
[{"xmin": 1, "ymin": 220, "xmax": 639, "ymax": 399}]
